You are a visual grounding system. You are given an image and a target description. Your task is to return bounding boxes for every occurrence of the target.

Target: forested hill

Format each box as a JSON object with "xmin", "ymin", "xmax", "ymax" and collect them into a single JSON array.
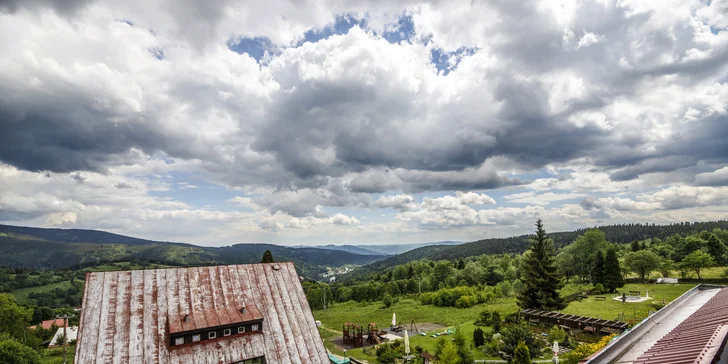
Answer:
[
  {"xmin": 348, "ymin": 221, "xmax": 728, "ymax": 278},
  {"xmin": 0, "ymin": 226, "xmax": 387, "ymax": 279},
  {"xmin": 0, "ymin": 224, "xmax": 183, "ymax": 246}
]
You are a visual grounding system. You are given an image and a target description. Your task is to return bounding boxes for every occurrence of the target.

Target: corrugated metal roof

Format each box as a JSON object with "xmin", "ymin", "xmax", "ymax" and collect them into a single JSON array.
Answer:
[
  {"xmin": 634, "ymin": 287, "xmax": 728, "ymax": 364},
  {"xmin": 74, "ymin": 262, "xmax": 330, "ymax": 363}
]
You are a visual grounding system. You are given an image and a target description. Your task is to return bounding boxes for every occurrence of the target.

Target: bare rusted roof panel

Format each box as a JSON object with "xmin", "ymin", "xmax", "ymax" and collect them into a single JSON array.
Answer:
[{"xmin": 75, "ymin": 262, "xmax": 329, "ymax": 364}]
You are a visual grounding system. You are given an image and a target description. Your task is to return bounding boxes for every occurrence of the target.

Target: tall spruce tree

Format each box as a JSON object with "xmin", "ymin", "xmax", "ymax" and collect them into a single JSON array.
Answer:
[
  {"xmin": 593, "ymin": 251, "xmax": 605, "ymax": 285},
  {"xmin": 631, "ymin": 240, "xmax": 641, "ymax": 252},
  {"xmin": 517, "ymin": 219, "xmax": 565, "ymax": 311},
  {"xmin": 602, "ymin": 248, "xmax": 624, "ymax": 293},
  {"xmin": 261, "ymin": 250, "xmax": 275, "ymax": 263}
]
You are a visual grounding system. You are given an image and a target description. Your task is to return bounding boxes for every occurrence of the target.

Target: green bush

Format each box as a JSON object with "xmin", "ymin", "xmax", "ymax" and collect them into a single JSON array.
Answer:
[
  {"xmin": 382, "ymin": 294, "xmax": 394, "ymax": 308},
  {"xmin": 0, "ymin": 336, "xmax": 40, "ymax": 364}
]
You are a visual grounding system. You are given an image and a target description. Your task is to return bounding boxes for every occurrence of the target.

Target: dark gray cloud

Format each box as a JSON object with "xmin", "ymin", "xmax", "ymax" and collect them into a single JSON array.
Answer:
[
  {"xmin": 579, "ymin": 196, "xmax": 599, "ymax": 211},
  {"xmin": 0, "ymin": 0, "xmax": 92, "ymax": 15},
  {"xmin": 0, "ymin": 99, "xmax": 168, "ymax": 173}
]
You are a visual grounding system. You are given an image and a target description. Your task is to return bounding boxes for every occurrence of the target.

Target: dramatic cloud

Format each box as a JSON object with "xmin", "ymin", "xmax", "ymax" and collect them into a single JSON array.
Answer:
[{"xmin": 1, "ymin": 0, "xmax": 727, "ymax": 245}]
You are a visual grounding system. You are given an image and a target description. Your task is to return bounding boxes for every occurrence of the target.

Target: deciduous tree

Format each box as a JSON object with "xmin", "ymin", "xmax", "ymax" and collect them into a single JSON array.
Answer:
[
  {"xmin": 681, "ymin": 250, "xmax": 715, "ymax": 279},
  {"xmin": 0, "ymin": 294, "xmax": 32, "ymax": 342},
  {"xmin": 0, "ymin": 335, "xmax": 40, "ymax": 364},
  {"xmin": 624, "ymin": 250, "xmax": 661, "ymax": 282}
]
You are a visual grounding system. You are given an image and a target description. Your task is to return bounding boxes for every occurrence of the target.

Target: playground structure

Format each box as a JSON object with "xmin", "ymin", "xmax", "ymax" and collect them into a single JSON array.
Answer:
[
  {"xmin": 366, "ymin": 323, "xmax": 383, "ymax": 345},
  {"xmin": 339, "ymin": 317, "xmax": 430, "ymax": 349},
  {"xmin": 342, "ymin": 322, "xmax": 364, "ymax": 347}
]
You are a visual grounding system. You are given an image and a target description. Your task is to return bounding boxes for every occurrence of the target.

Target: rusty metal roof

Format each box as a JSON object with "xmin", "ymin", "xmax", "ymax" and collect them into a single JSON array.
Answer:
[
  {"xmin": 74, "ymin": 262, "xmax": 330, "ymax": 363},
  {"xmin": 634, "ymin": 287, "xmax": 728, "ymax": 364}
]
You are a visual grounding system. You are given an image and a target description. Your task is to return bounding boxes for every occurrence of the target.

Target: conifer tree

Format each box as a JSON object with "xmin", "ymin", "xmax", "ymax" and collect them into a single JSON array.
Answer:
[
  {"xmin": 631, "ymin": 241, "xmax": 640, "ymax": 252},
  {"xmin": 512, "ymin": 341, "xmax": 531, "ymax": 364},
  {"xmin": 261, "ymin": 250, "xmax": 275, "ymax": 263},
  {"xmin": 602, "ymin": 248, "xmax": 624, "ymax": 293},
  {"xmin": 593, "ymin": 251, "xmax": 605, "ymax": 285},
  {"xmin": 517, "ymin": 219, "xmax": 565, "ymax": 311}
]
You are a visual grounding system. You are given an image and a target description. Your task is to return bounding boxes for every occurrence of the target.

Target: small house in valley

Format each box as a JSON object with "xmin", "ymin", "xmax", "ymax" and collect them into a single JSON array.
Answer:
[
  {"xmin": 49, "ymin": 326, "xmax": 78, "ymax": 348},
  {"xmin": 75, "ymin": 262, "xmax": 330, "ymax": 363}
]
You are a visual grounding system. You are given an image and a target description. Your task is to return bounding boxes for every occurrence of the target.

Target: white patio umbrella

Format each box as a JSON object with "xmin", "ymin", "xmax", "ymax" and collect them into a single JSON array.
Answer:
[
  {"xmin": 392, "ymin": 313, "xmax": 396, "ymax": 327},
  {"xmin": 553, "ymin": 341, "xmax": 560, "ymax": 364},
  {"xmin": 404, "ymin": 329, "xmax": 410, "ymax": 355}
]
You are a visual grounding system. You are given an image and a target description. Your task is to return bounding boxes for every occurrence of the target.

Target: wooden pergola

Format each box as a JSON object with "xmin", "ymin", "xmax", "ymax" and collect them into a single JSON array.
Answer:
[{"xmin": 520, "ymin": 309, "xmax": 628, "ymax": 334}]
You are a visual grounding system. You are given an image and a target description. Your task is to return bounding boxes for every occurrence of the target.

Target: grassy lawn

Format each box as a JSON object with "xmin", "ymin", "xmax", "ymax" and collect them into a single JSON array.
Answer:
[
  {"xmin": 691, "ymin": 266, "xmax": 727, "ymax": 279},
  {"xmin": 40, "ymin": 345, "xmax": 75, "ymax": 364},
  {"xmin": 563, "ymin": 283, "xmax": 696, "ymax": 322},
  {"xmin": 11, "ymin": 281, "xmax": 73, "ymax": 305},
  {"xmin": 314, "ymin": 283, "xmax": 698, "ymax": 363},
  {"xmin": 313, "ymin": 298, "xmax": 521, "ymax": 361}
]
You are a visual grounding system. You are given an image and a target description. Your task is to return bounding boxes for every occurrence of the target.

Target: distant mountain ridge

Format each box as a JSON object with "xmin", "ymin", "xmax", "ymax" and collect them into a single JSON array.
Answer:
[
  {"xmin": 300, "ymin": 241, "xmax": 464, "ymax": 256},
  {"xmin": 0, "ymin": 224, "xmax": 387, "ymax": 279}
]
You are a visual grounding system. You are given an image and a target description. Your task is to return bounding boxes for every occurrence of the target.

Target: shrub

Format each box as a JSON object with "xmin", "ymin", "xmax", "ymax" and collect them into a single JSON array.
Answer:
[
  {"xmin": 455, "ymin": 295, "xmax": 475, "ymax": 308},
  {"xmin": 501, "ymin": 323, "xmax": 540, "ymax": 361},
  {"xmin": 491, "ymin": 311, "xmax": 502, "ymax": 333},
  {"xmin": 474, "ymin": 310, "xmax": 492, "ymax": 326},
  {"xmin": 382, "ymin": 294, "xmax": 394, "ymax": 308},
  {"xmin": 547, "ymin": 325, "xmax": 566, "ymax": 344},
  {"xmin": 560, "ymin": 334, "xmax": 616, "ymax": 364},
  {"xmin": 512, "ymin": 341, "xmax": 531, "ymax": 364},
  {"xmin": 473, "ymin": 328, "xmax": 485, "ymax": 347}
]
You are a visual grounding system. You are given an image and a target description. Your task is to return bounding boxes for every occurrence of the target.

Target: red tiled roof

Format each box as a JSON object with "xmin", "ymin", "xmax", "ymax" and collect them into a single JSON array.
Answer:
[
  {"xmin": 634, "ymin": 287, "xmax": 728, "ymax": 364},
  {"xmin": 74, "ymin": 263, "xmax": 329, "ymax": 364},
  {"xmin": 29, "ymin": 318, "xmax": 67, "ymax": 330}
]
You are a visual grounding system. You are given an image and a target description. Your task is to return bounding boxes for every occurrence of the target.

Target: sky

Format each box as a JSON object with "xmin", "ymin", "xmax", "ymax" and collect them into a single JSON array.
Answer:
[{"xmin": 0, "ymin": 0, "xmax": 727, "ymax": 246}]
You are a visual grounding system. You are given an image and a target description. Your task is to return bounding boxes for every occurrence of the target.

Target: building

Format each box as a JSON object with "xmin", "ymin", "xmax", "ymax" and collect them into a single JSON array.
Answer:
[
  {"xmin": 585, "ymin": 284, "xmax": 728, "ymax": 363},
  {"xmin": 49, "ymin": 326, "xmax": 78, "ymax": 348},
  {"xmin": 75, "ymin": 263, "xmax": 330, "ymax": 363},
  {"xmin": 29, "ymin": 318, "xmax": 68, "ymax": 330}
]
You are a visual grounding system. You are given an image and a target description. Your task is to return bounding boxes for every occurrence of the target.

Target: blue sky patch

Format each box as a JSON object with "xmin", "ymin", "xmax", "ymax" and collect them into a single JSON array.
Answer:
[
  {"xmin": 431, "ymin": 47, "xmax": 478, "ymax": 75},
  {"xmin": 228, "ymin": 36, "xmax": 279, "ymax": 63},
  {"xmin": 382, "ymin": 15, "xmax": 415, "ymax": 43},
  {"xmin": 299, "ymin": 15, "xmax": 365, "ymax": 45},
  {"xmin": 148, "ymin": 172, "xmax": 240, "ymax": 211}
]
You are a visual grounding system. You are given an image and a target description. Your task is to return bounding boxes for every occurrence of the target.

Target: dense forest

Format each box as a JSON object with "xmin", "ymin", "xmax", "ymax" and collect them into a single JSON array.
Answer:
[
  {"xmin": 304, "ymin": 222, "xmax": 728, "ymax": 311},
  {"xmin": 348, "ymin": 221, "xmax": 728, "ymax": 280}
]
